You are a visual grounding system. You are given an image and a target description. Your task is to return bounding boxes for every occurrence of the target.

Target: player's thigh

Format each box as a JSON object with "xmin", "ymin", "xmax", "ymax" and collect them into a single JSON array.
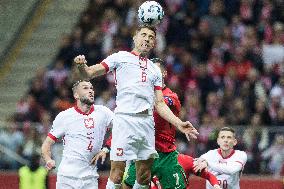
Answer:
[
  {"xmin": 81, "ymin": 177, "xmax": 98, "ymax": 189},
  {"xmin": 110, "ymin": 114, "xmax": 139, "ymax": 161},
  {"xmin": 153, "ymin": 151, "xmax": 187, "ymax": 189},
  {"xmin": 56, "ymin": 176, "xmax": 77, "ymax": 189},
  {"xmin": 110, "ymin": 160, "xmax": 126, "ymax": 178},
  {"xmin": 135, "ymin": 158, "xmax": 154, "ymax": 179},
  {"xmin": 123, "ymin": 162, "xmax": 137, "ymax": 187}
]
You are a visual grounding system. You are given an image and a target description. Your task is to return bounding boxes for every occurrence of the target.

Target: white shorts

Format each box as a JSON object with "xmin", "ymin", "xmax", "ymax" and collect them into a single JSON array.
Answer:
[
  {"xmin": 110, "ymin": 113, "xmax": 158, "ymax": 161},
  {"xmin": 56, "ymin": 175, "xmax": 98, "ymax": 189}
]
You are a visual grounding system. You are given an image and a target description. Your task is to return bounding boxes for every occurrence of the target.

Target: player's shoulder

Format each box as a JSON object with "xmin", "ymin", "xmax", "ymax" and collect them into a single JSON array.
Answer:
[
  {"xmin": 106, "ymin": 51, "xmax": 129, "ymax": 59},
  {"xmin": 94, "ymin": 105, "xmax": 114, "ymax": 115},
  {"xmin": 204, "ymin": 149, "xmax": 219, "ymax": 156},
  {"xmin": 150, "ymin": 61, "xmax": 163, "ymax": 75},
  {"xmin": 53, "ymin": 107, "xmax": 75, "ymax": 121},
  {"xmin": 234, "ymin": 150, "xmax": 247, "ymax": 158},
  {"xmin": 208, "ymin": 149, "xmax": 218, "ymax": 154},
  {"xmin": 115, "ymin": 51, "xmax": 133, "ymax": 57},
  {"xmin": 57, "ymin": 107, "xmax": 75, "ymax": 117},
  {"xmin": 200, "ymin": 149, "xmax": 216, "ymax": 159},
  {"xmin": 163, "ymin": 87, "xmax": 178, "ymax": 98}
]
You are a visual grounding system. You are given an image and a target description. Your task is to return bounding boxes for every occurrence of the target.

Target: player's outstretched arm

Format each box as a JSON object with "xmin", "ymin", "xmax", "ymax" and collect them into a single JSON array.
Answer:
[
  {"xmin": 74, "ymin": 55, "xmax": 107, "ymax": 79},
  {"xmin": 41, "ymin": 137, "xmax": 56, "ymax": 171},
  {"xmin": 154, "ymin": 90, "xmax": 199, "ymax": 139}
]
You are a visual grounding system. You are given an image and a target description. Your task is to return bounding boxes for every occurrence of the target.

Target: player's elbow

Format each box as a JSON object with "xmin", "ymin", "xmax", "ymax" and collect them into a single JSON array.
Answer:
[{"xmin": 85, "ymin": 68, "xmax": 95, "ymax": 79}]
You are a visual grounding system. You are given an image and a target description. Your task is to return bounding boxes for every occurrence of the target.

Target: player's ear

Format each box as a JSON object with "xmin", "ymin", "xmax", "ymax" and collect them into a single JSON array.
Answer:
[
  {"xmin": 133, "ymin": 32, "xmax": 137, "ymax": 41},
  {"xmin": 163, "ymin": 70, "xmax": 167, "ymax": 78},
  {"xmin": 233, "ymin": 138, "xmax": 237, "ymax": 146},
  {"xmin": 73, "ymin": 92, "xmax": 79, "ymax": 100},
  {"xmin": 217, "ymin": 137, "xmax": 221, "ymax": 146}
]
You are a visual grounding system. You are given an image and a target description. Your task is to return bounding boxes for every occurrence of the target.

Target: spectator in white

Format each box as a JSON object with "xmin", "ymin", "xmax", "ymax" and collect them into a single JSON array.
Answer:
[
  {"xmin": 41, "ymin": 80, "xmax": 113, "ymax": 189},
  {"xmin": 262, "ymin": 134, "xmax": 284, "ymax": 178},
  {"xmin": 269, "ymin": 76, "xmax": 284, "ymax": 123},
  {"xmin": 262, "ymin": 22, "xmax": 284, "ymax": 69}
]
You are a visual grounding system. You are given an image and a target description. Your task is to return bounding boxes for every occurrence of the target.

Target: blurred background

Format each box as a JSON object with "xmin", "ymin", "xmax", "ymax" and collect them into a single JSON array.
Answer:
[{"xmin": 0, "ymin": 0, "xmax": 283, "ymax": 188}]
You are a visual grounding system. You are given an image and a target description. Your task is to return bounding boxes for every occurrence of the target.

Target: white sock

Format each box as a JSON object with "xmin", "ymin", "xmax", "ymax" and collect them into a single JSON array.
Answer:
[
  {"xmin": 133, "ymin": 180, "xmax": 149, "ymax": 189},
  {"xmin": 106, "ymin": 178, "xmax": 121, "ymax": 189}
]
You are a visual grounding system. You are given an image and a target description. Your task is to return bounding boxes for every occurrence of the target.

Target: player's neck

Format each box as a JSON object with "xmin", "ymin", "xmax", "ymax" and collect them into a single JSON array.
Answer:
[
  {"xmin": 76, "ymin": 102, "xmax": 92, "ymax": 114},
  {"xmin": 131, "ymin": 49, "xmax": 148, "ymax": 57},
  {"xmin": 220, "ymin": 148, "xmax": 234, "ymax": 158}
]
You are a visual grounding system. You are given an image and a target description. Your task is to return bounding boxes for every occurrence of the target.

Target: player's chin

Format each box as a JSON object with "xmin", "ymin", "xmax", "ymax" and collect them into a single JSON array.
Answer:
[
  {"xmin": 140, "ymin": 47, "xmax": 152, "ymax": 54},
  {"xmin": 81, "ymin": 97, "xmax": 94, "ymax": 105}
]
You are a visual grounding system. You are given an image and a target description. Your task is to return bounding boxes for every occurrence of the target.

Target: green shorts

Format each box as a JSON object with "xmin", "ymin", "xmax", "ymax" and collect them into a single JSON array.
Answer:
[{"xmin": 124, "ymin": 151, "xmax": 187, "ymax": 189}]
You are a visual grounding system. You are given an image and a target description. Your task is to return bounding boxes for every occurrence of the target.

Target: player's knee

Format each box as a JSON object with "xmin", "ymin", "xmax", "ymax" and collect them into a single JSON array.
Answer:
[
  {"xmin": 137, "ymin": 169, "xmax": 151, "ymax": 185},
  {"xmin": 110, "ymin": 167, "xmax": 124, "ymax": 183}
]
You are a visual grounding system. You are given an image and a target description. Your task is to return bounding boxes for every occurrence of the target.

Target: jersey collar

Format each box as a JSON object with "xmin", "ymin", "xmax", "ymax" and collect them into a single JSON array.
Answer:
[
  {"xmin": 130, "ymin": 51, "xmax": 139, "ymax": 56},
  {"xmin": 74, "ymin": 105, "xmax": 94, "ymax": 115},
  {"xmin": 218, "ymin": 148, "xmax": 235, "ymax": 159}
]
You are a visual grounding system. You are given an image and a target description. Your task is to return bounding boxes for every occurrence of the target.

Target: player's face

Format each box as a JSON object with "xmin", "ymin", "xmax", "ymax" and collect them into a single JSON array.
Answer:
[
  {"xmin": 75, "ymin": 81, "xmax": 95, "ymax": 105},
  {"xmin": 133, "ymin": 28, "xmax": 156, "ymax": 55},
  {"xmin": 217, "ymin": 131, "xmax": 237, "ymax": 151}
]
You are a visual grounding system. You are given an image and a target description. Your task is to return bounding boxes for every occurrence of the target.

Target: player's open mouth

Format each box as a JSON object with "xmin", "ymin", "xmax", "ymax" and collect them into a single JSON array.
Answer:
[{"xmin": 141, "ymin": 43, "xmax": 149, "ymax": 48}]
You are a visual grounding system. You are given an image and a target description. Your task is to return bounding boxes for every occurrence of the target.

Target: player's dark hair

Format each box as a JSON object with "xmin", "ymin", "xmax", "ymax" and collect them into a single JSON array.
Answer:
[
  {"xmin": 136, "ymin": 24, "xmax": 157, "ymax": 36},
  {"xmin": 218, "ymin": 127, "xmax": 236, "ymax": 137},
  {"xmin": 72, "ymin": 79, "xmax": 90, "ymax": 94}
]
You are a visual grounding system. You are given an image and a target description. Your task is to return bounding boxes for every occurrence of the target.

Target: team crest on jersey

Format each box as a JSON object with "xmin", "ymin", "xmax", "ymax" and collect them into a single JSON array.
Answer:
[
  {"xmin": 84, "ymin": 118, "xmax": 95, "ymax": 129},
  {"xmin": 139, "ymin": 57, "xmax": 148, "ymax": 69}
]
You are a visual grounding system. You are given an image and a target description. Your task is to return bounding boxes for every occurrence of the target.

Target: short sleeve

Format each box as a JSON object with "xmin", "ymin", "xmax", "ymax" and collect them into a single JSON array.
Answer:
[
  {"xmin": 103, "ymin": 107, "xmax": 114, "ymax": 128},
  {"xmin": 48, "ymin": 113, "xmax": 66, "ymax": 141},
  {"xmin": 101, "ymin": 52, "xmax": 120, "ymax": 73},
  {"xmin": 153, "ymin": 65, "xmax": 163, "ymax": 90},
  {"xmin": 238, "ymin": 151, "xmax": 248, "ymax": 167}
]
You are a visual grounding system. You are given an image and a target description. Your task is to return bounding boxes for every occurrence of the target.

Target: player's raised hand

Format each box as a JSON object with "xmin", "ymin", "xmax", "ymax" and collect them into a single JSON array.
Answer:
[
  {"xmin": 91, "ymin": 150, "xmax": 107, "ymax": 165},
  {"xmin": 74, "ymin": 55, "xmax": 87, "ymax": 65},
  {"xmin": 45, "ymin": 159, "xmax": 56, "ymax": 171},
  {"xmin": 177, "ymin": 121, "xmax": 199, "ymax": 139}
]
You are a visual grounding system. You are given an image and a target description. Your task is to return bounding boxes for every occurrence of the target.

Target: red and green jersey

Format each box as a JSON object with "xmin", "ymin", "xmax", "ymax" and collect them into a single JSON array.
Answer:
[{"xmin": 154, "ymin": 87, "xmax": 181, "ymax": 153}]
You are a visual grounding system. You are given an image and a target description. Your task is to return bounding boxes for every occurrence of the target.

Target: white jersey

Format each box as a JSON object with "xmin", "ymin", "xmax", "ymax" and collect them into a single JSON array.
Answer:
[
  {"xmin": 48, "ymin": 105, "xmax": 113, "ymax": 178},
  {"xmin": 101, "ymin": 51, "xmax": 162, "ymax": 114},
  {"xmin": 200, "ymin": 149, "xmax": 247, "ymax": 189}
]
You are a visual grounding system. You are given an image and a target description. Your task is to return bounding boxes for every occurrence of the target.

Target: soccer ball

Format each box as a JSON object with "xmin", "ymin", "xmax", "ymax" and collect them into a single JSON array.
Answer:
[{"xmin": 138, "ymin": 1, "xmax": 164, "ymax": 26}]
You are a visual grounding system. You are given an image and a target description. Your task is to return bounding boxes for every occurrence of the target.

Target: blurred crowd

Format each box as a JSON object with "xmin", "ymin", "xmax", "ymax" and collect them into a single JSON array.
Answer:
[{"xmin": 0, "ymin": 0, "xmax": 284, "ymax": 177}]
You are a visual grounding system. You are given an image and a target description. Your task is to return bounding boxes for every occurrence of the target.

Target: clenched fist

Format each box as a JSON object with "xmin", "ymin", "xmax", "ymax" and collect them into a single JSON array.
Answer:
[
  {"xmin": 74, "ymin": 55, "xmax": 87, "ymax": 65},
  {"xmin": 45, "ymin": 159, "xmax": 56, "ymax": 171}
]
